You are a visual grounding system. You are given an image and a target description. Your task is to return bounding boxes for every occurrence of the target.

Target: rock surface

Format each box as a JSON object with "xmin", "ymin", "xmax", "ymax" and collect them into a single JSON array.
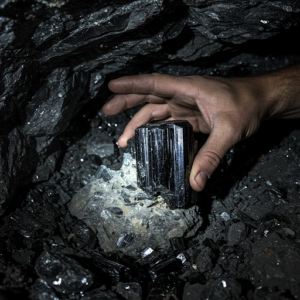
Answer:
[
  {"xmin": 1, "ymin": 0, "xmax": 300, "ymax": 214},
  {"xmin": 35, "ymin": 251, "xmax": 94, "ymax": 294},
  {"xmin": 70, "ymin": 153, "xmax": 202, "ymax": 257}
]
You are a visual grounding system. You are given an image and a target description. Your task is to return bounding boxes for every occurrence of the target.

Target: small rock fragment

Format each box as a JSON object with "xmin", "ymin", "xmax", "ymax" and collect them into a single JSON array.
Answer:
[
  {"xmin": 176, "ymin": 253, "xmax": 187, "ymax": 263},
  {"xmin": 220, "ymin": 212, "xmax": 230, "ymax": 222},
  {"xmin": 242, "ymin": 205, "xmax": 274, "ymax": 221},
  {"xmin": 73, "ymin": 224, "xmax": 97, "ymax": 249},
  {"xmin": 211, "ymin": 264, "xmax": 223, "ymax": 278},
  {"xmin": 116, "ymin": 282, "xmax": 142, "ymax": 300},
  {"xmin": 280, "ymin": 227, "xmax": 296, "ymax": 239},
  {"xmin": 87, "ymin": 143, "xmax": 114, "ymax": 158},
  {"xmin": 141, "ymin": 247, "xmax": 154, "ymax": 258},
  {"xmin": 228, "ymin": 222, "xmax": 247, "ymax": 245},
  {"xmin": 183, "ymin": 283, "xmax": 204, "ymax": 300},
  {"xmin": 195, "ymin": 247, "xmax": 213, "ymax": 273},
  {"xmin": 35, "ymin": 251, "xmax": 93, "ymax": 294}
]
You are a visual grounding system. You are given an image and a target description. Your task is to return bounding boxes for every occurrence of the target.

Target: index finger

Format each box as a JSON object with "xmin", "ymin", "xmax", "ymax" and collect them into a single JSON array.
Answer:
[{"xmin": 108, "ymin": 73, "xmax": 180, "ymax": 98}]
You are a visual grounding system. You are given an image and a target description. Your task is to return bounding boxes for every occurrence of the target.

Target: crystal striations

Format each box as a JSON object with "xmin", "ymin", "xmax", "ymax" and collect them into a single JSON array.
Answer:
[{"xmin": 135, "ymin": 120, "xmax": 195, "ymax": 208}]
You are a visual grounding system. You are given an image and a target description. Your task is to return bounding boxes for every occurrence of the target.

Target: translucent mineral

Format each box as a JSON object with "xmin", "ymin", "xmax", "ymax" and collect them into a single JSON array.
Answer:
[
  {"xmin": 176, "ymin": 253, "xmax": 187, "ymax": 264},
  {"xmin": 70, "ymin": 153, "xmax": 202, "ymax": 257},
  {"xmin": 135, "ymin": 120, "xmax": 197, "ymax": 208}
]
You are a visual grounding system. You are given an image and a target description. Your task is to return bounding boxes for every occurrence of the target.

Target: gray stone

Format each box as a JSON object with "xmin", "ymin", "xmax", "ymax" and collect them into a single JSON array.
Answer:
[
  {"xmin": 220, "ymin": 212, "xmax": 230, "ymax": 222},
  {"xmin": 280, "ymin": 227, "xmax": 296, "ymax": 239},
  {"xmin": 251, "ymin": 233, "xmax": 300, "ymax": 291},
  {"xmin": 201, "ymin": 277, "xmax": 242, "ymax": 300},
  {"xmin": 35, "ymin": 251, "xmax": 93, "ymax": 294},
  {"xmin": 195, "ymin": 247, "xmax": 213, "ymax": 273},
  {"xmin": 211, "ymin": 264, "xmax": 223, "ymax": 279},
  {"xmin": 242, "ymin": 205, "xmax": 274, "ymax": 220},
  {"xmin": 183, "ymin": 283, "xmax": 204, "ymax": 300},
  {"xmin": 87, "ymin": 143, "xmax": 114, "ymax": 158},
  {"xmin": 228, "ymin": 222, "xmax": 247, "ymax": 245},
  {"xmin": 70, "ymin": 153, "xmax": 202, "ymax": 257},
  {"xmin": 116, "ymin": 282, "xmax": 142, "ymax": 300}
]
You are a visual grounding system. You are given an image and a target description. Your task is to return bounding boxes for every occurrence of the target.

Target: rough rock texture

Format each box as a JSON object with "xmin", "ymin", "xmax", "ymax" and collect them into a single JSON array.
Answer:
[
  {"xmin": 70, "ymin": 153, "xmax": 202, "ymax": 257},
  {"xmin": 1, "ymin": 1, "xmax": 300, "ymax": 299},
  {"xmin": 35, "ymin": 251, "xmax": 94, "ymax": 294},
  {"xmin": 1, "ymin": 0, "xmax": 300, "ymax": 214}
]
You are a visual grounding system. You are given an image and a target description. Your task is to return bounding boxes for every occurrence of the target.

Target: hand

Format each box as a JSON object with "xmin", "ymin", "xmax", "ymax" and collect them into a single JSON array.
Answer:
[{"xmin": 102, "ymin": 70, "xmax": 299, "ymax": 191}]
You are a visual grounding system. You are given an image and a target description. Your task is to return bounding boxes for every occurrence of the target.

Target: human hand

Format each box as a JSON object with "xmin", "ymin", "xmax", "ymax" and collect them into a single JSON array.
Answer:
[{"xmin": 102, "ymin": 72, "xmax": 290, "ymax": 191}]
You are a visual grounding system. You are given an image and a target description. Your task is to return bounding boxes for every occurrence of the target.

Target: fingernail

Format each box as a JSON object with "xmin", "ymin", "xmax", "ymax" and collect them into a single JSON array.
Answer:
[{"xmin": 195, "ymin": 171, "xmax": 209, "ymax": 190}]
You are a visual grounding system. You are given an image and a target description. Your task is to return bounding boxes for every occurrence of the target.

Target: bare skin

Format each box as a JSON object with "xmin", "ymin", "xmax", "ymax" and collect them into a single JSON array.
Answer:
[{"xmin": 102, "ymin": 65, "xmax": 300, "ymax": 192}]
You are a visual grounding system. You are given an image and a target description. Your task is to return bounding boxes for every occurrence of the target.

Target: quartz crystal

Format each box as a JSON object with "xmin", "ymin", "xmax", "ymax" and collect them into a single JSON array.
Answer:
[{"xmin": 135, "ymin": 120, "xmax": 196, "ymax": 208}]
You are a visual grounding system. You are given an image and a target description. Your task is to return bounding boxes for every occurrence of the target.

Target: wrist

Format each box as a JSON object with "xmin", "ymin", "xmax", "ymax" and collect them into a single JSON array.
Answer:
[{"xmin": 257, "ymin": 66, "xmax": 300, "ymax": 119}]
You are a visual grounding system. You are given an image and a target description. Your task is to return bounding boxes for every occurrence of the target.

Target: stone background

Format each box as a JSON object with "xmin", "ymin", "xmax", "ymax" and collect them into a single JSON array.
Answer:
[{"xmin": 1, "ymin": 0, "xmax": 300, "ymax": 214}]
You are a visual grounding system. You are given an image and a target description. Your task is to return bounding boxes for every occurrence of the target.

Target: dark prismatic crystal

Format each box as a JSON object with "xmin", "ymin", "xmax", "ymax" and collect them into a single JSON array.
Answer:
[{"xmin": 135, "ymin": 121, "xmax": 196, "ymax": 208}]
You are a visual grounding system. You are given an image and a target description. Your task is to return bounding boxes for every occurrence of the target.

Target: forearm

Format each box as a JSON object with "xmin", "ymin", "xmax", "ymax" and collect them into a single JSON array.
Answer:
[{"xmin": 259, "ymin": 64, "xmax": 300, "ymax": 119}]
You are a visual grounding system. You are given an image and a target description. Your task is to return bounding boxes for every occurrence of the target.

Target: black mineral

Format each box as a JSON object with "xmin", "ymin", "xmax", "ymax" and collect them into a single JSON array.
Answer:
[
  {"xmin": 35, "ymin": 251, "xmax": 93, "ymax": 294},
  {"xmin": 135, "ymin": 120, "xmax": 195, "ymax": 208},
  {"xmin": 93, "ymin": 254, "xmax": 128, "ymax": 285},
  {"xmin": 148, "ymin": 257, "xmax": 180, "ymax": 282},
  {"xmin": 169, "ymin": 237, "xmax": 186, "ymax": 251},
  {"xmin": 116, "ymin": 232, "xmax": 136, "ymax": 248}
]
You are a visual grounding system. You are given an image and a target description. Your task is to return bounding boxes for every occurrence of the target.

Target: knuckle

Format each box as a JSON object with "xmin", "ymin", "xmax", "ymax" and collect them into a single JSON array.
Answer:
[{"xmin": 200, "ymin": 150, "xmax": 221, "ymax": 172}]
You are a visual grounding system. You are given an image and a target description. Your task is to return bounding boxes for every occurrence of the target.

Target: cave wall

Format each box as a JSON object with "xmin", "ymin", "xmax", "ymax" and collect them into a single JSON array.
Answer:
[{"xmin": 0, "ymin": 0, "xmax": 300, "ymax": 214}]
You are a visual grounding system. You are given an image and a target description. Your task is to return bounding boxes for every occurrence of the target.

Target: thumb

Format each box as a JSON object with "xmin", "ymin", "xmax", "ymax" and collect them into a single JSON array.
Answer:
[{"xmin": 190, "ymin": 122, "xmax": 239, "ymax": 192}]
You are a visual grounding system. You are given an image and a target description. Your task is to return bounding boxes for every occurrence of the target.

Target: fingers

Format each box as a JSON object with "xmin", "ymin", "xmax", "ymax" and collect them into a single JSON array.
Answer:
[
  {"xmin": 190, "ymin": 121, "xmax": 239, "ymax": 192},
  {"xmin": 108, "ymin": 73, "xmax": 180, "ymax": 98},
  {"xmin": 102, "ymin": 94, "xmax": 166, "ymax": 116},
  {"xmin": 118, "ymin": 103, "xmax": 171, "ymax": 147}
]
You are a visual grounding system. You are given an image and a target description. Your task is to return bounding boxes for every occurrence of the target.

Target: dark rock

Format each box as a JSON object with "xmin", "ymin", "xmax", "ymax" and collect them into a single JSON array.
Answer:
[
  {"xmin": 29, "ymin": 278, "xmax": 59, "ymax": 300},
  {"xmin": 93, "ymin": 254, "xmax": 128, "ymax": 285},
  {"xmin": 211, "ymin": 264, "xmax": 223, "ymax": 279},
  {"xmin": 251, "ymin": 232, "xmax": 300, "ymax": 294},
  {"xmin": 149, "ymin": 273, "xmax": 185, "ymax": 298},
  {"xmin": 201, "ymin": 277, "xmax": 242, "ymax": 300},
  {"xmin": 169, "ymin": 237, "xmax": 186, "ymax": 251},
  {"xmin": 73, "ymin": 224, "xmax": 97, "ymax": 249},
  {"xmin": 146, "ymin": 288, "xmax": 170, "ymax": 300},
  {"xmin": 127, "ymin": 137, "xmax": 136, "ymax": 159},
  {"xmin": 280, "ymin": 227, "xmax": 296, "ymax": 239},
  {"xmin": 135, "ymin": 120, "xmax": 196, "ymax": 208},
  {"xmin": 228, "ymin": 222, "xmax": 247, "ymax": 245},
  {"xmin": 95, "ymin": 165, "xmax": 115, "ymax": 181},
  {"xmin": 81, "ymin": 288, "xmax": 119, "ymax": 300},
  {"xmin": 148, "ymin": 257, "xmax": 180, "ymax": 282},
  {"xmin": 11, "ymin": 250, "xmax": 35, "ymax": 265},
  {"xmin": 183, "ymin": 283, "xmax": 204, "ymax": 300},
  {"xmin": 116, "ymin": 282, "xmax": 142, "ymax": 300},
  {"xmin": 242, "ymin": 205, "xmax": 274, "ymax": 221},
  {"xmin": 195, "ymin": 247, "xmax": 214, "ymax": 273},
  {"xmin": 35, "ymin": 251, "xmax": 93, "ymax": 294},
  {"xmin": 0, "ymin": 0, "xmax": 300, "ymax": 216}
]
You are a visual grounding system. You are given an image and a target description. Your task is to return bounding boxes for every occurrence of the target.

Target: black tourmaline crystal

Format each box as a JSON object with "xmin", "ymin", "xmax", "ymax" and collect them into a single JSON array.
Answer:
[{"xmin": 135, "ymin": 120, "xmax": 196, "ymax": 209}]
